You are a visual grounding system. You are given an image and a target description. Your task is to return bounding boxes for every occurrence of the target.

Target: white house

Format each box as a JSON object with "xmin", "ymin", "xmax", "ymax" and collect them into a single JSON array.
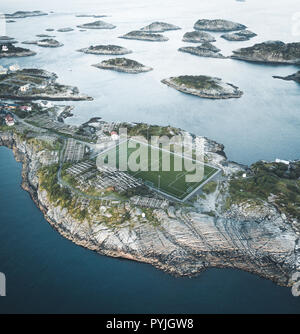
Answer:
[
  {"xmin": 110, "ymin": 131, "xmax": 119, "ymax": 141},
  {"xmin": 9, "ymin": 64, "xmax": 20, "ymax": 72},
  {"xmin": 0, "ymin": 66, "xmax": 7, "ymax": 75},
  {"xmin": 19, "ymin": 84, "xmax": 30, "ymax": 92},
  {"xmin": 5, "ymin": 114, "xmax": 15, "ymax": 126},
  {"xmin": 39, "ymin": 100, "xmax": 53, "ymax": 108},
  {"xmin": 1, "ymin": 45, "xmax": 8, "ymax": 52},
  {"xmin": 275, "ymin": 158, "xmax": 290, "ymax": 165}
]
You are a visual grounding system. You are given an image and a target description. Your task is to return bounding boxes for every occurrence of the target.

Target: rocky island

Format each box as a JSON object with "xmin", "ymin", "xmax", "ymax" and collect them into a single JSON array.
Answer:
[
  {"xmin": 231, "ymin": 41, "xmax": 300, "ymax": 64},
  {"xmin": 182, "ymin": 31, "xmax": 216, "ymax": 43},
  {"xmin": 78, "ymin": 44, "xmax": 132, "ymax": 55},
  {"xmin": 4, "ymin": 10, "xmax": 48, "ymax": 19},
  {"xmin": 0, "ymin": 105, "xmax": 299, "ymax": 288},
  {"xmin": 120, "ymin": 30, "xmax": 168, "ymax": 42},
  {"xmin": 0, "ymin": 43, "xmax": 36, "ymax": 58},
  {"xmin": 161, "ymin": 75, "xmax": 243, "ymax": 99},
  {"xmin": 221, "ymin": 30, "xmax": 257, "ymax": 41},
  {"xmin": 77, "ymin": 20, "xmax": 116, "ymax": 30},
  {"xmin": 0, "ymin": 36, "xmax": 17, "ymax": 44},
  {"xmin": 57, "ymin": 28, "xmax": 74, "ymax": 32},
  {"xmin": 92, "ymin": 58, "xmax": 153, "ymax": 73},
  {"xmin": 273, "ymin": 71, "xmax": 300, "ymax": 83},
  {"xmin": 75, "ymin": 14, "xmax": 107, "ymax": 18},
  {"xmin": 22, "ymin": 38, "xmax": 63, "ymax": 48},
  {"xmin": 178, "ymin": 44, "xmax": 225, "ymax": 59},
  {"xmin": 194, "ymin": 19, "xmax": 247, "ymax": 32},
  {"xmin": 0, "ymin": 68, "xmax": 92, "ymax": 100},
  {"xmin": 140, "ymin": 22, "xmax": 181, "ymax": 32}
]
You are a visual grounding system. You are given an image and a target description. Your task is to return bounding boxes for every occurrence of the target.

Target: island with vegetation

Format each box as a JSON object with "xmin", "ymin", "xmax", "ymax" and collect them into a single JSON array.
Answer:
[
  {"xmin": 161, "ymin": 75, "xmax": 243, "ymax": 99},
  {"xmin": 178, "ymin": 44, "xmax": 225, "ymax": 59},
  {"xmin": 194, "ymin": 19, "xmax": 247, "ymax": 32},
  {"xmin": 0, "ymin": 68, "xmax": 92, "ymax": 100},
  {"xmin": 0, "ymin": 43, "xmax": 36, "ymax": 58},
  {"xmin": 77, "ymin": 20, "xmax": 116, "ymax": 29},
  {"xmin": 92, "ymin": 58, "xmax": 153, "ymax": 73},
  {"xmin": 0, "ymin": 94, "xmax": 299, "ymax": 288},
  {"xmin": 182, "ymin": 31, "xmax": 216, "ymax": 43},
  {"xmin": 78, "ymin": 45, "xmax": 132, "ymax": 55},
  {"xmin": 140, "ymin": 22, "xmax": 181, "ymax": 32},
  {"xmin": 119, "ymin": 30, "xmax": 168, "ymax": 42},
  {"xmin": 231, "ymin": 41, "xmax": 300, "ymax": 64}
]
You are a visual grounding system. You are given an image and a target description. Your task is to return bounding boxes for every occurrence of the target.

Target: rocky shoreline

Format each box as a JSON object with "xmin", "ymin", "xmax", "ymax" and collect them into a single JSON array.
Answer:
[{"xmin": 0, "ymin": 129, "xmax": 299, "ymax": 286}]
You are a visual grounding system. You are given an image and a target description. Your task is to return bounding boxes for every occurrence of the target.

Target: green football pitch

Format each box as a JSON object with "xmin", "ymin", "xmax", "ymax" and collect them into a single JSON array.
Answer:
[{"xmin": 99, "ymin": 139, "xmax": 219, "ymax": 201}]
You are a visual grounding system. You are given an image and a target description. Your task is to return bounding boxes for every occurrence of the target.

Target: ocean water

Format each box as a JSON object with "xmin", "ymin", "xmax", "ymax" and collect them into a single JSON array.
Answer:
[{"xmin": 0, "ymin": 0, "xmax": 300, "ymax": 313}]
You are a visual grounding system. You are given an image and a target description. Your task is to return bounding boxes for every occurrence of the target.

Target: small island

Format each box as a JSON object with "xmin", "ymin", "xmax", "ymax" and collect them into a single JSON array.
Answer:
[
  {"xmin": 77, "ymin": 20, "xmax": 116, "ymax": 30},
  {"xmin": 0, "ymin": 43, "xmax": 36, "ymax": 58},
  {"xmin": 119, "ymin": 30, "xmax": 168, "ymax": 42},
  {"xmin": 161, "ymin": 75, "xmax": 243, "ymax": 99},
  {"xmin": 92, "ymin": 58, "xmax": 153, "ymax": 74},
  {"xmin": 57, "ymin": 28, "xmax": 74, "ymax": 32},
  {"xmin": 78, "ymin": 45, "xmax": 132, "ymax": 55},
  {"xmin": 231, "ymin": 41, "xmax": 300, "ymax": 64},
  {"xmin": 273, "ymin": 71, "xmax": 300, "ymax": 83},
  {"xmin": 178, "ymin": 44, "xmax": 225, "ymax": 59},
  {"xmin": 5, "ymin": 10, "xmax": 48, "ymax": 19},
  {"xmin": 75, "ymin": 14, "xmax": 107, "ymax": 18},
  {"xmin": 182, "ymin": 31, "xmax": 216, "ymax": 43},
  {"xmin": 194, "ymin": 19, "xmax": 247, "ymax": 32},
  {"xmin": 0, "ymin": 36, "xmax": 17, "ymax": 44},
  {"xmin": 36, "ymin": 34, "xmax": 55, "ymax": 38},
  {"xmin": 140, "ymin": 22, "xmax": 181, "ymax": 32},
  {"xmin": 0, "ymin": 68, "xmax": 92, "ymax": 101},
  {"xmin": 221, "ymin": 30, "xmax": 257, "ymax": 41},
  {"xmin": 22, "ymin": 38, "xmax": 63, "ymax": 48}
]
